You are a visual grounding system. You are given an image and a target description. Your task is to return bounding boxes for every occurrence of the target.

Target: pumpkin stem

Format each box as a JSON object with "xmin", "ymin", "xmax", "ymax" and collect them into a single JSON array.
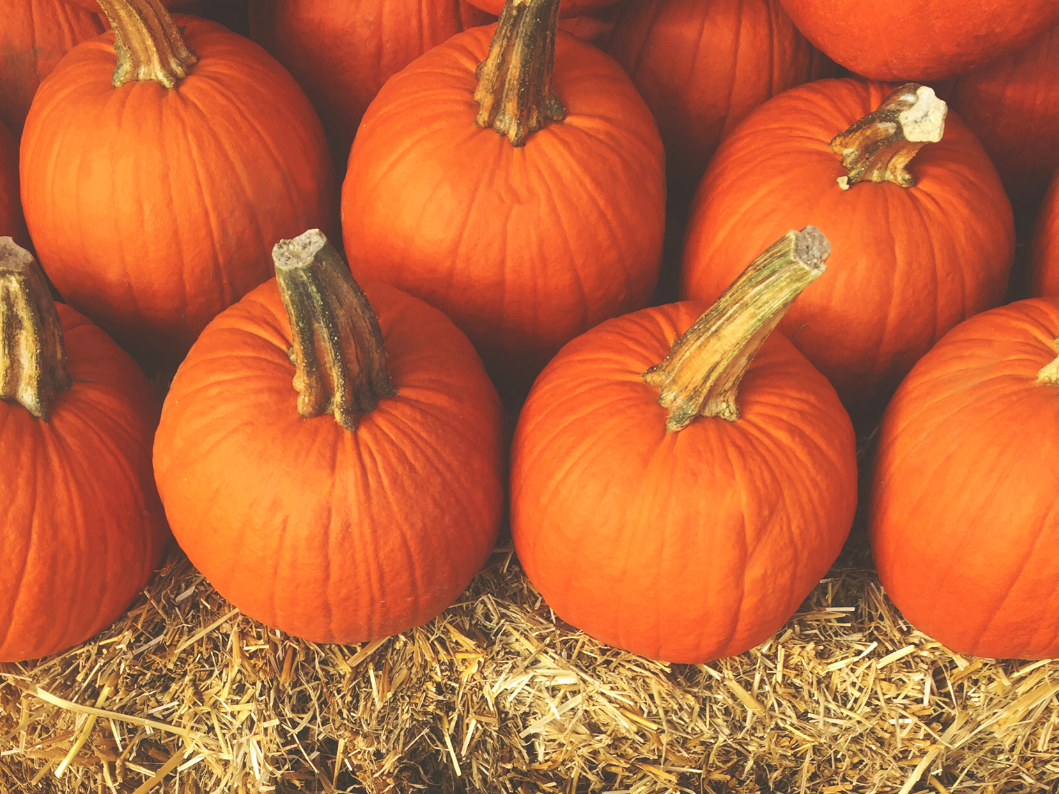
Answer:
[
  {"xmin": 474, "ymin": 0, "xmax": 566, "ymax": 147},
  {"xmin": 0, "ymin": 237, "xmax": 72, "ymax": 421},
  {"xmin": 829, "ymin": 83, "xmax": 946, "ymax": 190},
  {"xmin": 643, "ymin": 227, "xmax": 830, "ymax": 432},
  {"xmin": 95, "ymin": 0, "xmax": 198, "ymax": 88},
  {"xmin": 1037, "ymin": 341, "xmax": 1059, "ymax": 384},
  {"xmin": 274, "ymin": 229, "xmax": 397, "ymax": 431}
]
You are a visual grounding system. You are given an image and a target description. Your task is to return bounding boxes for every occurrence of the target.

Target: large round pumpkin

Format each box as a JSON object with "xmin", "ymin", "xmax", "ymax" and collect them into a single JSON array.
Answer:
[
  {"xmin": 341, "ymin": 2, "xmax": 665, "ymax": 397},
  {"xmin": 154, "ymin": 231, "xmax": 504, "ymax": 644},
  {"xmin": 869, "ymin": 297, "xmax": 1059, "ymax": 659},
  {"xmin": 0, "ymin": 0, "xmax": 104, "ymax": 135},
  {"xmin": 776, "ymin": 0, "xmax": 1059, "ymax": 81},
  {"xmin": 0, "ymin": 238, "xmax": 168, "ymax": 663},
  {"xmin": 605, "ymin": 0, "xmax": 833, "ymax": 199},
  {"xmin": 249, "ymin": 0, "xmax": 490, "ymax": 170},
  {"xmin": 946, "ymin": 26, "xmax": 1059, "ymax": 221},
  {"xmin": 20, "ymin": 0, "xmax": 335, "ymax": 365},
  {"xmin": 0, "ymin": 122, "xmax": 28, "ymax": 249},
  {"xmin": 512, "ymin": 228, "xmax": 858, "ymax": 663},
  {"xmin": 682, "ymin": 79, "xmax": 1014, "ymax": 420}
]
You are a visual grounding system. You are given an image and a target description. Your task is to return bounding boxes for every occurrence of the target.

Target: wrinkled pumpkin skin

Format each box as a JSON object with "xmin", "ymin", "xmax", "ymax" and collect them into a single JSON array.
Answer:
[
  {"xmin": 606, "ymin": 0, "xmax": 833, "ymax": 198},
  {"xmin": 0, "ymin": 305, "xmax": 169, "ymax": 663},
  {"xmin": 511, "ymin": 302, "xmax": 858, "ymax": 664},
  {"xmin": 0, "ymin": 0, "xmax": 104, "ymax": 136},
  {"xmin": 248, "ymin": 0, "xmax": 491, "ymax": 170},
  {"xmin": 20, "ymin": 15, "xmax": 336, "ymax": 364},
  {"xmin": 154, "ymin": 280, "xmax": 504, "ymax": 644},
  {"xmin": 0, "ymin": 123, "xmax": 28, "ymax": 249},
  {"xmin": 682, "ymin": 79, "xmax": 1014, "ymax": 420},
  {"xmin": 341, "ymin": 27, "xmax": 665, "ymax": 396},
  {"xmin": 777, "ymin": 0, "xmax": 1059, "ymax": 81},
  {"xmin": 870, "ymin": 299, "xmax": 1059, "ymax": 659}
]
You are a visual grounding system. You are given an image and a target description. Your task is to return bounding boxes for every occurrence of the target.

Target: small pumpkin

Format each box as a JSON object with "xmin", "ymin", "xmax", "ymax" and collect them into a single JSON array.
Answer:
[
  {"xmin": 0, "ymin": 0, "xmax": 104, "ymax": 135},
  {"xmin": 776, "ymin": 0, "xmax": 1059, "ymax": 81},
  {"xmin": 248, "ymin": 0, "xmax": 491, "ymax": 171},
  {"xmin": 0, "ymin": 122, "xmax": 28, "ymax": 249},
  {"xmin": 0, "ymin": 238, "xmax": 168, "ymax": 663},
  {"xmin": 511, "ymin": 228, "xmax": 857, "ymax": 663},
  {"xmin": 153, "ymin": 230, "xmax": 504, "ymax": 644},
  {"xmin": 341, "ymin": 0, "xmax": 665, "ymax": 397},
  {"xmin": 1030, "ymin": 171, "xmax": 1059, "ymax": 298},
  {"xmin": 869, "ymin": 297, "xmax": 1059, "ymax": 659},
  {"xmin": 606, "ymin": 0, "xmax": 833, "ymax": 199},
  {"xmin": 945, "ymin": 26, "xmax": 1059, "ymax": 222},
  {"xmin": 20, "ymin": 0, "xmax": 335, "ymax": 365},
  {"xmin": 682, "ymin": 80, "xmax": 1014, "ymax": 421}
]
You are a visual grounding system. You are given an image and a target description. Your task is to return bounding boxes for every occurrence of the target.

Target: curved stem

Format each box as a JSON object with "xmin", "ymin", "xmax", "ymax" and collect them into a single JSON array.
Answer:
[
  {"xmin": 95, "ymin": 0, "xmax": 198, "ymax": 88},
  {"xmin": 274, "ymin": 230, "xmax": 397, "ymax": 431},
  {"xmin": 830, "ymin": 83, "xmax": 946, "ymax": 190},
  {"xmin": 0, "ymin": 238, "xmax": 72, "ymax": 421},
  {"xmin": 643, "ymin": 227, "xmax": 830, "ymax": 432},
  {"xmin": 1037, "ymin": 341, "xmax": 1059, "ymax": 384},
  {"xmin": 474, "ymin": 0, "xmax": 566, "ymax": 147}
]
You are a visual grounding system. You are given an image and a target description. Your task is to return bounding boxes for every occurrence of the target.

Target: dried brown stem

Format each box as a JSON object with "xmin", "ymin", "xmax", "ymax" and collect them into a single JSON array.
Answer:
[
  {"xmin": 95, "ymin": 0, "xmax": 198, "ymax": 88},
  {"xmin": 474, "ymin": 0, "xmax": 566, "ymax": 147},
  {"xmin": 643, "ymin": 227, "xmax": 830, "ymax": 432},
  {"xmin": 0, "ymin": 237, "xmax": 72, "ymax": 421},
  {"xmin": 274, "ymin": 230, "xmax": 396, "ymax": 431},
  {"xmin": 829, "ymin": 84, "xmax": 946, "ymax": 190}
]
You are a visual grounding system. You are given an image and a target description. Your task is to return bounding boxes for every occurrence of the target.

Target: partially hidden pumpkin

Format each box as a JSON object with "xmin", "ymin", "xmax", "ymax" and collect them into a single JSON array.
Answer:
[
  {"xmin": 341, "ymin": 0, "xmax": 665, "ymax": 398},
  {"xmin": 153, "ymin": 230, "xmax": 504, "ymax": 644},
  {"xmin": 0, "ymin": 0, "xmax": 104, "ymax": 135},
  {"xmin": 0, "ymin": 122, "xmax": 28, "ymax": 249},
  {"xmin": 946, "ymin": 25, "xmax": 1059, "ymax": 221},
  {"xmin": 606, "ymin": 0, "xmax": 834, "ymax": 199},
  {"xmin": 682, "ymin": 79, "xmax": 1014, "ymax": 421},
  {"xmin": 776, "ymin": 0, "xmax": 1059, "ymax": 81},
  {"xmin": 1030, "ymin": 171, "xmax": 1059, "ymax": 298},
  {"xmin": 248, "ymin": 0, "xmax": 491, "ymax": 171},
  {"xmin": 20, "ymin": 0, "xmax": 335, "ymax": 365},
  {"xmin": 869, "ymin": 297, "xmax": 1059, "ymax": 659},
  {"xmin": 467, "ymin": 0, "xmax": 617, "ymax": 18},
  {"xmin": 511, "ymin": 228, "xmax": 858, "ymax": 663},
  {"xmin": 0, "ymin": 237, "xmax": 168, "ymax": 663}
]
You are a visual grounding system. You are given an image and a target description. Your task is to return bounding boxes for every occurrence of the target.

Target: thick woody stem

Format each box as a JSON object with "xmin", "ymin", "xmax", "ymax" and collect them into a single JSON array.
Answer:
[
  {"xmin": 643, "ymin": 227, "xmax": 830, "ymax": 432},
  {"xmin": 274, "ymin": 230, "xmax": 397, "ymax": 431},
  {"xmin": 95, "ymin": 0, "xmax": 198, "ymax": 88},
  {"xmin": 829, "ymin": 84, "xmax": 946, "ymax": 190},
  {"xmin": 474, "ymin": 0, "xmax": 566, "ymax": 147},
  {"xmin": 0, "ymin": 238, "xmax": 72, "ymax": 421},
  {"xmin": 1037, "ymin": 341, "xmax": 1059, "ymax": 384}
]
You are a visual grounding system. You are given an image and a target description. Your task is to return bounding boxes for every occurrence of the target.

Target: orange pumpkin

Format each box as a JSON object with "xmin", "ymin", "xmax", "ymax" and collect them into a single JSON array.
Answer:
[
  {"xmin": 0, "ymin": 122, "xmax": 28, "ymax": 249},
  {"xmin": 468, "ymin": 0, "xmax": 617, "ymax": 17},
  {"xmin": 0, "ymin": 238, "xmax": 168, "ymax": 663},
  {"xmin": 249, "ymin": 0, "xmax": 491, "ymax": 170},
  {"xmin": 946, "ymin": 26, "xmax": 1059, "ymax": 221},
  {"xmin": 341, "ymin": 0, "xmax": 664, "ymax": 397},
  {"xmin": 870, "ymin": 297, "xmax": 1059, "ymax": 659},
  {"xmin": 606, "ymin": 0, "xmax": 833, "ymax": 198},
  {"xmin": 0, "ymin": 0, "xmax": 104, "ymax": 135},
  {"xmin": 682, "ymin": 80, "xmax": 1014, "ymax": 421},
  {"xmin": 777, "ymin": 0, "xmax": 1059, "ymax": 81},
  {"xmin": 512, "ymin": 228, "xmax": 858, "ymax": 663},
  {"xmin": 154, "ymin": 231, "xmax": 504, "ymax": 643},
  {"xmin": 1031, "ymin": 172, "xmax": 1059, "ymax": 297},
  {"xmin": 20, "ymin": 0, "xmax": 335, "ymax": 365}
]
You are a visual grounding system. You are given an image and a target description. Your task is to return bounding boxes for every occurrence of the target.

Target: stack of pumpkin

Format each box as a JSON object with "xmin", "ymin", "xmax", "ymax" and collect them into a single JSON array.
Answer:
[{"xmin": 2, "ymin": 0, "xmax": 1059, "ymax": 780}]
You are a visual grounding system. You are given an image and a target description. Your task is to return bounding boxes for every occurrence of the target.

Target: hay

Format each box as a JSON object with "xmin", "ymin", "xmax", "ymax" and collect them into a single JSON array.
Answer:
[{"xmin": 2, "ymin": 512, "xmax": 1058, "ymax": 794}]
